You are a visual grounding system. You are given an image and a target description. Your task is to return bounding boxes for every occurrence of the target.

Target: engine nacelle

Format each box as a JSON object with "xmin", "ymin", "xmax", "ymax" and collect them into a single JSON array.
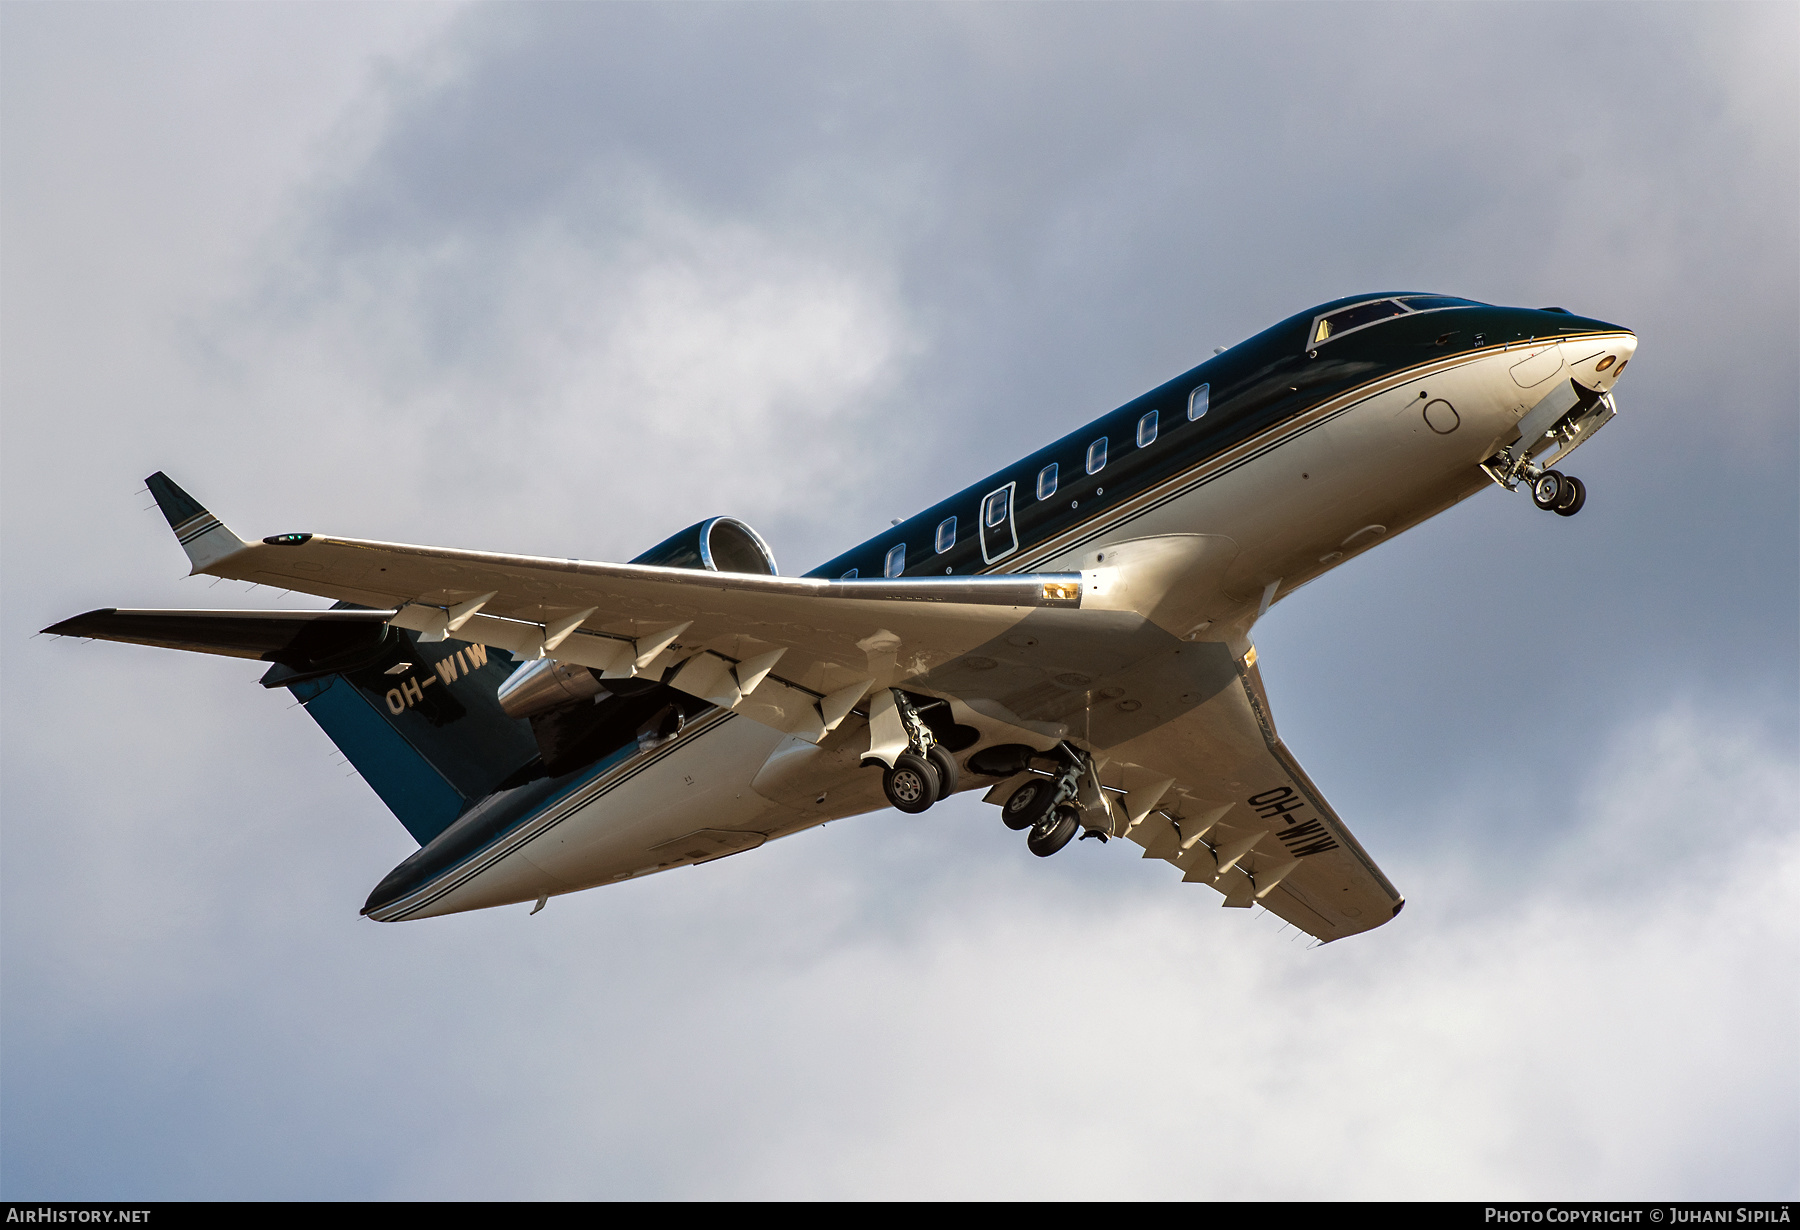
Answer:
[
  {"xmin": 497, "ymin": 657, "xmax": 606, "ymax": 720},
  {"xmin": 630, "ymin": 516, "xmax": 779, "ymax": 576}
]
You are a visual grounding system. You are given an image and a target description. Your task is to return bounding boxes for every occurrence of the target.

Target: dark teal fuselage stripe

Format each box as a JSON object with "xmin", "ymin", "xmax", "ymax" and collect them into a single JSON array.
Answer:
[{"xmin": 808, "ymin": 294, "xmax": 1625, "ymax": 581}]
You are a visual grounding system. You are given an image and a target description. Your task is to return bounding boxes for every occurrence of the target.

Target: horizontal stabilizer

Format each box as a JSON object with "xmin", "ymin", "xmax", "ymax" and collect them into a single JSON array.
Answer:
[
  {"xmin": 43, "ymin": 607, "xmax": 398, "ymax": 684},
  {"xmin": 42, "ymin": 603, "xmax": 539, "ymax": 846},
  {"xmin": 146, "ymin": 472, "xmax": 250, "ymax": 572}
]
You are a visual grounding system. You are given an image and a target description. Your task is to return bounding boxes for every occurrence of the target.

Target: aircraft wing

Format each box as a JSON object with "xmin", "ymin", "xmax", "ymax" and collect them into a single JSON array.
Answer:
[
  {"xmin": 144, "ymin": 473, "xmax": 1122, "ymax": 747},
  {"xmin": 1067, "ymin": 650, "xmax": 1405, "ymax": 942}
]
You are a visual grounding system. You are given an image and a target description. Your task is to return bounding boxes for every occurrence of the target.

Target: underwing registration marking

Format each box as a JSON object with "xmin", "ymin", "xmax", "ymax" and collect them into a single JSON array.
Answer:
[{"xmin": 1248, "ymin": 785, "xmax": 1341, "ymax": 857}]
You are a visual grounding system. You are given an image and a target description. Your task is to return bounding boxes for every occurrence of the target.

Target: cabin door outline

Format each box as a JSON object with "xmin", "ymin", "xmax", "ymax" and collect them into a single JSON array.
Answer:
[{"xmin": 979, "ymin": 482, "xmax": 1019, "ymax": 565}]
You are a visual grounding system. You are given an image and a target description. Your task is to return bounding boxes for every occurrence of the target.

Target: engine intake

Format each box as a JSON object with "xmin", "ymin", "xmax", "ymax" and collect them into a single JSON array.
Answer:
[{"xmin": 630, "ymin": 516, "xmax": 779, "ymax": 576}]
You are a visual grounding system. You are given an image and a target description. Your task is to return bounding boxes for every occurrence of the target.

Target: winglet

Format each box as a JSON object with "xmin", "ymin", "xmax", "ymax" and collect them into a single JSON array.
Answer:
[{"xmin": 145, "ymin": 472, "xmax": 250, "ymax": 573}]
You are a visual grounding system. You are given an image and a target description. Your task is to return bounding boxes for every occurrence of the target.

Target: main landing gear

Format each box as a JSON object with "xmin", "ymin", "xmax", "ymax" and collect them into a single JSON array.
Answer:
[
  {"xmin": 865, "ymin": 694, "xmax": 1095, "ymax": 863},
  {"xmin": 1000, "ymin": 746, "xmax": 1094, "ymax": 858},
  {"xmin": 876, "ymin": 691, "xmax": 960, "ymax": 814}
]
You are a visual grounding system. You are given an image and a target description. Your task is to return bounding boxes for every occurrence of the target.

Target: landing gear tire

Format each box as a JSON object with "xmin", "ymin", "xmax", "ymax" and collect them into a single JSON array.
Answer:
[
  {"xmin": 1553, "ymin": 474, "xmax": 1586, "ymax": 516},
  {"xmin": 1026, "ymin": 806, "xmax": 1080, "ymax": 857},
  {"xmin": 884, "ymin": 753, "xmax": 940, "ymax": 814},
  {"xmin": 1531, "ymin": 470, "xmax": 1566, "ymax": 511},
  {"xmin": 1002, "ymin": 778, "xmax": 1055, "ymax": 831},
  {"xmin": 927, "ymin": 745, "xmax": 960, "ymax": 797}
]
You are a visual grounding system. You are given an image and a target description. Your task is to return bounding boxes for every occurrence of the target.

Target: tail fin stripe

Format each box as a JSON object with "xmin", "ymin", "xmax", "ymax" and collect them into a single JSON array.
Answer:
[
  {"xmin": 143, "ymin": 471, "xmax": 249, "ymax": 572},
  {"xmin": 176, "ymin": 515, "xmax": 223, "ymax": 545}
]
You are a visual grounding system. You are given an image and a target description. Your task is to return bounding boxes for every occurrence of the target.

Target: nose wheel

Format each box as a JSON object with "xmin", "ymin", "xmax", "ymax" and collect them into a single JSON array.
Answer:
[{"xmin": 1530, "ymin": 470, "xmax": 1587, "ymax": 517}]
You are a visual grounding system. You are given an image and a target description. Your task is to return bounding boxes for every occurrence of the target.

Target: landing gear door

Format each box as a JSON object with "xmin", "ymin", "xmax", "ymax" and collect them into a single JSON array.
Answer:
[{"xmin": 979, "ymin": 482, "xmax": 1019, "ymax": 565}]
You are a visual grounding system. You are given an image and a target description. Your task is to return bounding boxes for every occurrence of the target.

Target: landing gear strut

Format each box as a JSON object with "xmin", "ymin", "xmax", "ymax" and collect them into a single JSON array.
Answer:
[
  {"xmin": 1480, "ymin": 385, "xmax": 1614, "ymax": 518},
  {"xmin": 875, "ymin": 691, "xmax": 959, "ymax": 813},
  {"xmin": 1000, "ymin": 744, "xmax": 1097, "ymax": 858}
]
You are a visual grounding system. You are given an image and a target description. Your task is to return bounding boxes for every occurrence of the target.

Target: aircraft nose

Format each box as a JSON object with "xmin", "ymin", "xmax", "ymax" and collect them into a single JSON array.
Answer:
[{"xmin": 1562, "ymin": 331, "xmax": 1637, "ymax": 393}]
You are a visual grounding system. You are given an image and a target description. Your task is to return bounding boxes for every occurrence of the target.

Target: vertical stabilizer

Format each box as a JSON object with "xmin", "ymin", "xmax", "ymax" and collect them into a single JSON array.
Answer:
[
  {"xmin": 266, "ymin": 626, "xmax": 542, "ymax": 846},
  {"xmin": 145, "ymin": 471, "xmax": 249, "ymax": 573}
]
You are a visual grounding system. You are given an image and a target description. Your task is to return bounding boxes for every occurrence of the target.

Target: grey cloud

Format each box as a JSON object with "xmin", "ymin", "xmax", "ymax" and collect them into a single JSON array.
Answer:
[{"xmin": 4, "ymin": 1, "xmax": 1796, "ymax": 1199}]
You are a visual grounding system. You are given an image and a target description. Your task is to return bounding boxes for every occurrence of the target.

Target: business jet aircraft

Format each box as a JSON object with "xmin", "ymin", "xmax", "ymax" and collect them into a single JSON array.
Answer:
[{"xmin": 45, "ymin": 293, "xmax": 1633, "ymax": 942}]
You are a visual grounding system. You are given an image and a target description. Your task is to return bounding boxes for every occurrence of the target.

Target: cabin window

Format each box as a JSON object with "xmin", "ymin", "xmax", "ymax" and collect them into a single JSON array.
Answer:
[
  {"xmin": 1086, "ymin": 437, "xmax": 1108, "ymax": 475},
  {"xmin": 935, "ymin": 517, "xmax": 956, "ymax": 553},
  {"xmin": 1036, "ymin": 463, "xmax": 1058, "ymax": 500},
  {"xmin": 839, "ymin": 568, "xmax": 857, "ymax": 579},
  {"xmin": 1188, "ymin": 384, "xmax": 1210, "ymax": 420},
  {"xmin": 1136, "ymin": 410, "xmax": 1158, "ymax": 448},
  {"xmin": 883, "ymin": 543, "xmax": 907, "ymax": 578},
  {"xmin": 1309, "ymin": 298, "xmax": 1409, "ymax": 347},
  {"xmin": 984, "ymin": 486, "xmax": 1010, "ymax": 528}
]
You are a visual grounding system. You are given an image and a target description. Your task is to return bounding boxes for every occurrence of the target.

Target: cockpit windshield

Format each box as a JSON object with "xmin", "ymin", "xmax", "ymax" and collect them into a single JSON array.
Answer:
[
  {"xmin": 1308, "ymin": 294, "xmax": 1482, "ymax": 348},
  {"xmin": 1311, "ymin": 299, "xmax": 1407, "ymax": 345}
]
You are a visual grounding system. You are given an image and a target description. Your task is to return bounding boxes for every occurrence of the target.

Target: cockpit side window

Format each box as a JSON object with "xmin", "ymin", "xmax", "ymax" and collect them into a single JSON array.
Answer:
[
  {"xmin": 1310, "ymin": 299, "xmax": 1410, "ymax": 347},
  {"xmin": 1399, "ymin": 295, "xmax": 1479, "ymax": 312}
]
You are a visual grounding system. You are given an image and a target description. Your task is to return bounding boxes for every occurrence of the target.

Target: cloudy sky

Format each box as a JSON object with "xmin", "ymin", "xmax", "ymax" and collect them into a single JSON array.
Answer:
[{"xmin": 3, "ymin": 2, "xmax": 1795, "ymax": 1199}]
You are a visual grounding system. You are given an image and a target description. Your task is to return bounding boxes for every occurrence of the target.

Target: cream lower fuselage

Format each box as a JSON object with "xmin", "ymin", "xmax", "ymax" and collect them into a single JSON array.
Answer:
[{"xmin": 378, "ymin": 300, "xmax": 1636, "ymax": 921}]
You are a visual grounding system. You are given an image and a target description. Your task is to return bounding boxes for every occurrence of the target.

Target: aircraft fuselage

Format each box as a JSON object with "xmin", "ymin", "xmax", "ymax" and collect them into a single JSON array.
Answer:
[{"xmin": 361, "ymin": 293, "xmax": 1635, "ymax": 920}]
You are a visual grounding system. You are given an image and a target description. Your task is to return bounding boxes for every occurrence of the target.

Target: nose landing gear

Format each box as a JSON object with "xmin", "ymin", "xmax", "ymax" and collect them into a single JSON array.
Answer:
[
  {"xmin": 1530, "ymin": 470, "xmax": 1587, "ymax": 517},
  {"xmin": 1481, "ymin": 384, "xmax": 1613, "ymax": 518},
  {"xmin": 1488, "ymin": 454, "xmax": 1590, "ymax": 517}
]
